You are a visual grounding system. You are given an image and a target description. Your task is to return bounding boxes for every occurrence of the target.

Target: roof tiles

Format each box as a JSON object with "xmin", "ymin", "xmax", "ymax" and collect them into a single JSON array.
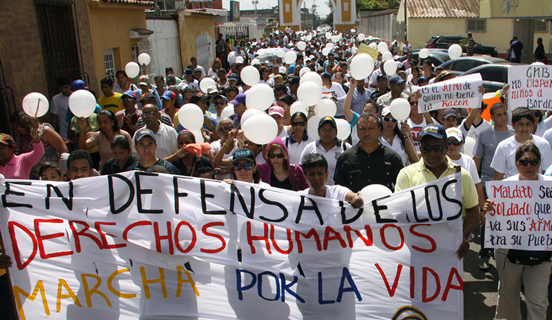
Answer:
[
  {"xmin": 407, "ymin": 0, "xmax": 479, "ymax": 18},
  {"xmin": 103, "ymin": 0, "xmax": 155, "ymax": 6}
]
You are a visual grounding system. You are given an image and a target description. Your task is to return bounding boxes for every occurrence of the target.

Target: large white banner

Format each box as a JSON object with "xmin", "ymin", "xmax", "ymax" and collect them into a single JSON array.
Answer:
[
  {"xmin": 485, "ymin": 180, "xmax": 552, "ymax": 250},
  {"xmin": 418, "ymin": 74, "xmax": 482, "ymax": 113},
  {"xmin": 1, "ymin": 172, "xmax": 465, "ymax": 320},
  {"xmin": 508, "ymin": 64, "xmax": 552, "ymax": 111}
]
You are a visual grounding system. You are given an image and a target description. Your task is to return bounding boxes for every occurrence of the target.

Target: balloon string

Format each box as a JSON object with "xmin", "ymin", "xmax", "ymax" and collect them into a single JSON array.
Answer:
[
  {"xmin": 34, "ymin": 98, "xmax": 40, "ymax": 118},
  {"xmin": 449, "ymin": 61, "xmax": 453, "ymax": 71}
]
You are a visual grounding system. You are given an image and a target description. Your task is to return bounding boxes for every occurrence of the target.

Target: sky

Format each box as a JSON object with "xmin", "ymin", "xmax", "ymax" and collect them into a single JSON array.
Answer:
[{"xmin": 221, "ymin": 0, "xmax": 331, "ymax": 19}]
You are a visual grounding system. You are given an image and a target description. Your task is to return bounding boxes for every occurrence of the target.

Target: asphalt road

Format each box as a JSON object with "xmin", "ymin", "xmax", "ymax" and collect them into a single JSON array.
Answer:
[{"xmin": 464, "ymin": 222, "xmax": 552, "ymax": 320}]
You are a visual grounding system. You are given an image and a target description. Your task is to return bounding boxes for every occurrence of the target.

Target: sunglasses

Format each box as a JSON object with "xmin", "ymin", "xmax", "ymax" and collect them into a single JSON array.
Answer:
[
  {"xmin": 421, "ymin": 144, "xmax": 445, "ymax": 153},
  {"xmin": 214, "ymin": 101, "xmax": 225, "ymax": 106},
  {"xmin": 143, "ymin": 111, "xmax": 156, "ymax": 116},
  {"xmin": 447, "ymin": 140, "xmax": 462, "ymax": 146},
  {"xmin": 383, "ymin": 117, "xmax": 397, "ymax": 123},
  {"xmin": 234, "ymin": 162, "xmax": 254, "ymax": 171},
  {"xmin": 518, "ymin": 158, "xmax": 540, "ymax": 167},
  {"xmin": 292, "ymin": 121, "xmax": 306, "ymax": 126},
  {"xmin": 123, "ymin": 98, "xmax": 135, "ymax": 102},
  {"xmin": 267, "ymin": 153, "xmax": 285, "ymax": 159},
  {"xmin": 220, "ymin": 125, "xmax": 234, "ymax": 132},
  {"xmin": 410, "ymin": 101, "xmax": 418, "ymax": 106}
]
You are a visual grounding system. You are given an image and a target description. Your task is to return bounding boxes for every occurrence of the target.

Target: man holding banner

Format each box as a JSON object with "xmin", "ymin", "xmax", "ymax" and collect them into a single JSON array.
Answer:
[{"xmin": 395, "ymin": 124, "xmax": 479, "ymax": 259}]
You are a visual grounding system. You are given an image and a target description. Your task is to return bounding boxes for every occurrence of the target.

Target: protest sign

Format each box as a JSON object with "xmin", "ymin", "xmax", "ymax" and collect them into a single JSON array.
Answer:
[
  {"xmin": 1, "ymin": 172, "xmax": 465, "ymax": 320},
  {"xmin": 508, "ymin": 65, "xmax": 552, "ymax": 111},
  {"xmin": 485, "ymin": 180, "xmax": 552, "ymax": 250},
  {"xmin": 418, "ymin": 74, "xmax": 483, "ymax": 113},
  {"xmin": 356, "ymin": 43, "xmax": 378, "ymax": 61}
]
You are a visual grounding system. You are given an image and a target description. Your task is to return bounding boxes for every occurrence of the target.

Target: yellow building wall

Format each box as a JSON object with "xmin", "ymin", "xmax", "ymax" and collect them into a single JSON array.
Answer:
[
  {"xmin": 178, "ymin": 11, "xmax": 216, "ymax": 73},
  {"xmin": 87, "ymin": 1, "xmax": 147, "ymax": 94}
]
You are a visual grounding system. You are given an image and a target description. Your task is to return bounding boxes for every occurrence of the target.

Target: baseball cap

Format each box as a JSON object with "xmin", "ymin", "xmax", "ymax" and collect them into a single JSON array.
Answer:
[
  {"xmin": 0, "ymin": 133, "xmax": 15, "ymax": 147},
  {"xmin": 232, "ymin": 148, "xmax": 256, "ymax": 163},
  {"xmin": 214, "ymin": 94, "xmax": 228, "ymax": 102},
  {"xmin": 161, "ymin": 90, "xmax": 176, "ymax": 100},
  {"xmin": 467, "ymin": 32, "xmax": 472, "ymax": 36},
  {"xmin": 72, "ymin": 79, "xmax": 86, "ymax": 90},
  {"xmin": 446, "ymin": 127, "xmax": 463, "ymax": 142},
  {"xmin": 184, "ymin": 68, "xmax": 193, "ymax": 76},
  {"xmin": 122, "ymin": 90, "xmax": 137, "ymax": 99},
  {"xmin": 321, "ymin": 72, "xmax": 332, "ymax": 80},
  {"xmin": 377, "ymin": 74, "xmax": 387, "ymax": 79},
  {"xmin": 134, "ymin": 128, "xmax": 156, "ymax": 143},
  {"xmin": 389, "ymin": 75, "xmax": 405, "ymax": 85},
  {"xmin": 318, "ymin": 116, "xmax": 337, "ymax": 129},
  {"xmin": 228, "ymin": 73, "xmax": 239, "ymax": 80},
  {"xmin": 207, "ymin": 86, "xmax": 219, "ymax": 95},
  {"xmin": 194, "ymin": 68, "xmax": 202, "ymax": 73},
  {"xmin": 442, "ymin": 108, "xmax": 458, "ymax": 120},
  {"xmin": 268, "ymin": 105, "xmax": 284, "ymax": 117},
  {"xmin": 381, "ymin": 107, "xmax": 391, "ymax": 117},
  {"xmin": 139, "ymin": 75, "xmax": 149, "ymax": 86},
  {"xmin": 199, "ymin": 94, "xmax": 211, "ymax": 102},
  {"xmin": 229, "ymin": 93, "xmax": 246, "ymax": 106},
  {"xmin": 420, "ymin": 124, "xmax": 446, "ymax": 141},
  {"xmin": 140, "ymin": 92, "xmax": 156, "ymax": 102}
]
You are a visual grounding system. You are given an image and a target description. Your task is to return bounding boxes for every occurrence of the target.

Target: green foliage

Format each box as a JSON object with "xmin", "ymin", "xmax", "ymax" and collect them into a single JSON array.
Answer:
[
  {"xmin": 325, "ymin": 11, "xmax": 333, "ymax": 25},
  {"xmin": 356, "ymin": 0, "xmax": 400, "ymax": 10}
]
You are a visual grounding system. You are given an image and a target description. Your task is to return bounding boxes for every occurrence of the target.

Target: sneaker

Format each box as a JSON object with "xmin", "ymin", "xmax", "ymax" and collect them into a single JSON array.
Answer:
[{"xmin": 479, "ymin": 256, "xmax": 490, "ymax": 270}]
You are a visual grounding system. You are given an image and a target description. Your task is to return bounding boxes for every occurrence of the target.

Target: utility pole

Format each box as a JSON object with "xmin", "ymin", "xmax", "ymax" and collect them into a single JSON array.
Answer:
[{"xmin": 252, "ymin": 0, "xmax": 259, "ymax": 14}]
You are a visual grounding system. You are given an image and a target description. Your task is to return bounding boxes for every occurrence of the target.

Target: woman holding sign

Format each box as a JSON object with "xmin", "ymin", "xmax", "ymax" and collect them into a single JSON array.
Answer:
[{"xmin": 484, "ymin": 141, "xmax": 552, "ymax": 320}]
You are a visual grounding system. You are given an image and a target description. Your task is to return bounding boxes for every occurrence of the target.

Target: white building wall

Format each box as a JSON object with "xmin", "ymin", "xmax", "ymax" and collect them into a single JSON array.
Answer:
[{"xmin": 146, "ymin": 19, "xmax": 183, "ymax": 77}]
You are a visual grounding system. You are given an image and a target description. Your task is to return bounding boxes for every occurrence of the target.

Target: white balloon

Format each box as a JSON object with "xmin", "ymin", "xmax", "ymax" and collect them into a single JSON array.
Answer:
[
  {"xmin": 190, "ymin": 129, "xmax": 204, "ymax": 143},
  {"xmin": 335, "ymin": 119, "xmax": 352, "ymax": 140},
  {"xmin": 407, "ymin": 74, "xmax": 414, "ymax": 82},
  {"xmin": 307, "ymin": 115, "xmax": 321, "ymax": 140},
  {"xmin": 125, "ymin": 62, "xmax": 140, "ymax": 78},
  {"xmin": 532, "ymin": 61, "xmax": 545, "ymax": 66},
  {"xmin": 241, "ymin": 109, "xmax": 265, "ymax": 126},
  {"xmin": 389, "ymin": 98, "xmax": 411, "ymax": 122},
  {"xmin": 350, "ymin": 53, "xmax": 375, "ymax": 80},
  {"xmin": 276, "ymin": 50, "xmax": 286, "ymax": 58},
  {"xmin": 178, "ymin": 103, "xmax": 204, "ymax": 131},
  {"xmin": 377, "ymin": 42, "xmax": 389, "ymax": 53},
  {"xmin": 322, "ymin": 47, "xmax": 331, "ymax": 56},
  {"xmin": 297, "ymin": 41, "xmax": 307, "ymax": 51},
  {"xmin": 314, "ymin": 99, "xmax": 337, "ymax": 117},
  {"xmin": 284, "ymin": 51, "xmax": 297, "ymax": 64},
  {"xmin": 251, "ymin": 58, "xmax": 261, "ymax": 65},
  {"xmin": 69, "ymin": 90, "xmax": 97, "ymax": 118},
  {"xmin": 199, "ymin": 78, "xmax": 217, "ymax": 93},
  {"xmin": 332, "ymin": 35, "xmax": 340, "ymax": 43},
  {"xmin": 369, "ymin": 43, "xmax": 378, "ymax": 49},
  {"xmin": 300, "ymin": 72, "xmax": 323, "ymax": 88},
  {"xmin": 242, "ymin": 114, "xmax": 278, "ymax": 145},
  {"xmin": 359, "ymin": 184, "xmax": 393, "ymax": 203},
  {"xmin": 22, "ymin": 92, "xmax": 49, "ymax": 118},
  {"xmin": 138, "ymin": 53, "xmax": 151, "ymax": 65},
  {"xmin": 221, "ymin": 105, "xmax": 234, "ymax": 119},
  {"xmin": 241, "ymin": 66, "xmax": 260, "ymax": 86},
  {"xmin": 382, "ymin": 52, "xmax": 393, "ymax": 61},
  {"xmin": 297, "ymin": 81, "xmax": 322, "ymax": 106},
  {"xmin": 246, "ymin": 84, "xmax": 275, "ymax": 110},
  {"xmin": 448, "ymin": 44, "xmax": 462, "ymax": 60},
  {"xmin": 279, "ymin": 66, "xmax": 287, "ymax": 74},
  {"xmin": 290, "ymin": 101, "xmax": 309, "ymax": 117},
  {"xmin": 300, "ymin": 67, "xmax": 311, "ymax": 77},
  {"xmin": 383, "ymin": 59, "xmax": 397, "ymax": 75},
  {"xmin": 368, "ymin": 35, "xmax": 373, "ymax": 40},
  {"xmin": 236, "ymin": 56, "xmax": 244, "ymax": 64},
  {"xmin": 326, "ymin": 43, "xmax": 334, "ymax": 50},
  {"xmin": 325, "ymin": 32, "xmax": 332, "ymax": 39},
  {"xmin": 358, "ymin": 33, "xmax": 365, "ymax": 41},
  {"xmin": 419, "ymin": 48, "xmax": 430, "ymax": 59}
]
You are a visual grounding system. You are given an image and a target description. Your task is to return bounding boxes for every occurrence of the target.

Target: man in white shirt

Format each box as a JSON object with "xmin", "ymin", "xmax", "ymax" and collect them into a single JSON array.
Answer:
[
  {"xmin": 132, "ymin": 103, "xmax": 178, "ymax": 159},
  {"xmin": 191, "ymin": 56, "xmax": 206, "ymax": 78},
  {"xmin": 183, "ymin": 69, "xmax": 199, "ymax": 92},
  {"xmin": 51, "ymin": 76, "xmax": 73, "ymax": 139},
  {"xmin": 491, "ymin": 107, "xmax": 552, "ymax": 179},
  {"xmin": 320, "ymin": 72, "xmax": 347, "ymax": 117}
]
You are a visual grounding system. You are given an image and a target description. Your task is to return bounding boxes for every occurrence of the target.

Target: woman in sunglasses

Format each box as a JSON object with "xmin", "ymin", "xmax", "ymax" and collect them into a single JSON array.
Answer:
[
  {"xmin": 446, "ymin": 127, "xmax": 485, "ymax": 211},
  {"xmin": 224, "ymin": 148, "xmax": 269, "ymax": 187},
  {"xmin": 379, "ymin": 107, "xmax": 418, "ymax": 166},
  {"xmin": 259, "ymin": 66, "xmax": 274, "ymax": 87},
  {"xmin": 484, "ymin": 141, "xmax": 552, "ymax": 320},
  {"xmin": 282, "ymin": 112, "xmax": 315, "ymax": 165},
  {"xmin": 257, "ymin": 137, "xmax": 309, "ymax": 191}
]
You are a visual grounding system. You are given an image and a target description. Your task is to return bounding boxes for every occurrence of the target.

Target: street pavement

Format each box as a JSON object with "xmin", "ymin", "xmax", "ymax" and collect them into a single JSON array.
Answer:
[{"xmin": 464, "ymin": 222, "xmax": 552, "ymax": 320}]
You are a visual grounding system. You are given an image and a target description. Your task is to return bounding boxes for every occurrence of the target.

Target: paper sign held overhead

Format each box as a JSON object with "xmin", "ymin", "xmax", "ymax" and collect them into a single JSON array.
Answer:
[{"xmin": 418, "ymin": 73, "xmax": 483, "ymax": 113}]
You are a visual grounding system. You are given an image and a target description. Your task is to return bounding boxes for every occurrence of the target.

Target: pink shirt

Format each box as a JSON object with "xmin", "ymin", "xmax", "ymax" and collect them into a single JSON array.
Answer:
[{"xmin": 0, "ymin": 142, "xmax": 45, "ymax": 179}]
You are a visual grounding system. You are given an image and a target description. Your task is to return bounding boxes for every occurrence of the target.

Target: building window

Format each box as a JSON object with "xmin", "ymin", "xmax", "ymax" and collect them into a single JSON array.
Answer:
[
  {"xmin": 131, "ymin": 45, "xmax": 140, "ymax": 62},
  {"xmin": 467, "ymin": 19, "xmax": 486, "ymax": 32},
  {"xmin": 103, "ymin": 49, "xmax": 115, "ymax": 83},
  {"xmin": 535, "ymin": 20, "xmax": 548, "ymax": 33}
]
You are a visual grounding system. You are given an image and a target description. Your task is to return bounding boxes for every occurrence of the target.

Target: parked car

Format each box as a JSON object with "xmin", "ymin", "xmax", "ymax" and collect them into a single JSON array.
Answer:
[
  {"xmin": 365, "ymin": 37, "xmax": 381, "ymax": 44},
  {"xmin": 439, "ymin": 56, "xmax": 506, "ymax": 76},
  {"xmin": 400, "ymin": 51, "xmax": 451, "ymax": 67},
  {"xmin": 426, "ymin": 35, "xmax": 499, "ymax": 57},
  {"xmin": 461, "ymin": 62, "xmax": 521, "ymax": 92}
]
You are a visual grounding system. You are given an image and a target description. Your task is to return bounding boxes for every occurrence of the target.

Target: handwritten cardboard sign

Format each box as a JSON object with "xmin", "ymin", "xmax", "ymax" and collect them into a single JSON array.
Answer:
[
  {"xmin": 418, "ymin": 74, "xmax": 483, "ymax": 113},
  {"xmin": 485, "ymin": 180, "xmax": 552, "ymax": 250},
  {"xmin": 356, "ymin": 43, "xmax": 379, "ymax": 62},
  {"xmin": 508, "ymin": 65, "xmax": 552, "ymax": 111}
]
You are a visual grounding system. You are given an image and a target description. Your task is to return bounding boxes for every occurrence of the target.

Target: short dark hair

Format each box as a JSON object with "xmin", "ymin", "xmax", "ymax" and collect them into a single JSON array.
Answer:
[
  {"xmin": 67, "ymin": 150, "xmax": 93, "ymax": 170},
  {"xmin": 116, "ymin": 70, "xmax": 128, "ymax": 78},
  {"xmin": 278, "ymin": 94, "xmax": 294, "ymax": 106},
  {"xmin": 274, "ymin": 84, "xmax": 287, "ymax": 92},
  {"xmin": 166, "ymin": 75, "xmax": 177, "ymax": 85},
  {"xmin": 165, "ymin": 67, "xmax": 174, "ymax": 74},
  {"xmin": 100, "ymin": 77, "xmax": 114, "ymax": 87},
  {"xmin": 154, "ymin": 75, "xmax": 164, "ymax": 82},
  {"xmin": 111, "ymin": 134, "xmax": 131, "ymax": 150},
  {"xmin": 511, "ymin": 107, "xmax": 535, "ymax": 126},
  {"xmin": 515, "ymin": 141, "xmax": 541, "ymax": 162},
  {"xmin": 191, "ymin": 56, "xmax": 197, "ymax": 61},
  {"xmin": 97, "ymin": 110, "xmax": 120, "ymax": 133},
  {"xmin": 490, "ymin": 102, "xmax": 506, "ymax": 116},
  {"xmin": 225, "ymin": 86, "xmax": 239, "ymax": 94},
  {"xmin": 38, "ymin": 162, "xmax": 61, "ymax": 177},
  {"xmin": 58, "ymin": 76, "xmax": 71, "ymax": 86},
  {"xmin": 359, "ymin": 112, "xmax": 382, "ymax": 129},
  {"xmin": 194, "ymin": 167, "xmax": 215, "ymax": 179},
  {"xmin": 178, "ymin": 130, "xmax": 196, "ymax": 143},
  {"xmin": 301, "ymin": 153, "xmax": 328, "ymax": 172},
  {"xmin": 146, "ymin": 165, "xmax": 169, "ymax": 174},
  {"xmin": 291, "ymin": 111, "xmax": 307, "ymax": 122}
]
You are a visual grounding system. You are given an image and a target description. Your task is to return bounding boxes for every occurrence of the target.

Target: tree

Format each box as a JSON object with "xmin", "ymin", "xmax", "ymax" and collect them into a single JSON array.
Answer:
[{"xmin": 324, "ymin": 0, "xmax": 399, "ymax": 25}]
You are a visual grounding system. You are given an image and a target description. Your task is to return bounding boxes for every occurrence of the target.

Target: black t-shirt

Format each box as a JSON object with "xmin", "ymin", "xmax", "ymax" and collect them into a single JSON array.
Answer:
[
  {"xmin": 172, "ymin": 155, "xmax": 213, "ymax": 177},
  {"xmin": 100, "ymin": 154, "xmax": 140, "ymax": 175},
  {"xmin": 270, "ymin": 171, "xmax": 293, "ymax": 190}
]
